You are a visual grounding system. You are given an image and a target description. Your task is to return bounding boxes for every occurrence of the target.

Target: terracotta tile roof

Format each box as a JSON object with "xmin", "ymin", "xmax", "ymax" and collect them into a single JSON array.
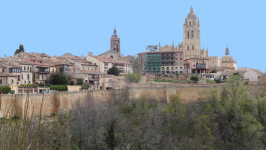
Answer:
[
  {"xmin": 25, "ymin": 58, "xmax": 51, "ymax": 67},
  {"xmin": 92, "ymin": 56, "xmax": 131, "ymax": 64},
  {"xmin": 77, "ymin": 69, "xmax": 104, "ymax": 75}
]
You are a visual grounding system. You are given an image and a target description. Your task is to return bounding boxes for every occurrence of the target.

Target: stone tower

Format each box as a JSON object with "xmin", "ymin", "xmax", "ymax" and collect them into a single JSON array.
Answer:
[
  {"xmin": 225, "ymin": 45, "xmax": 229, "ymax": 55},
  {"xmin": 110, "ymin": 26, "xmax": 120, "ymax": 55},
  {"xmin": 183, "ymin": 5, "xmax": 201, "ymax": 59}
]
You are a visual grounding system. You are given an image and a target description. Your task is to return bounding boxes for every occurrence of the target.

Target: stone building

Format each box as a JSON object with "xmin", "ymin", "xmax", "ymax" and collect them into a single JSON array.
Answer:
[
  {"xmin": 98, "ymin": 27, "xmax": 121, "ymax": 60},
  {"xmin": 138, "ymin": 6, "xmax": 238, "ymax": 74}
]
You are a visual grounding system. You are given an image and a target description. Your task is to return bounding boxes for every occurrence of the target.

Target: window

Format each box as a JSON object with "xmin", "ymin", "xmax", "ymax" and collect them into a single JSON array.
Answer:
[
  {"xmin": 24, "ymin": 66, "xmax": 26, "ymax": 70},
  {"xmin": 187, "ymin": 46, "xmax": 189, "ymax": 50},
  {"xmin": 11, "ymin": 79, "xmax": 14, "ymax": 84},
  {"xmin": 193, "ymin": 60, "xmax": 195, "ymax": 62},
  {"xmin": 30, "ymin": 67, "xmax": 32, "ymax": 71},
  {"xmin": 27, "ymin": 74, "xmax": 29, "ymax": 79},
  {"xmin": 18, "ymin": 75, "xmax": 20, "ymax": 81},
  {"xmin": 175, "ymin": 54, "xmax": 177, "ymax": 56},
  {"xmin": 162, "ymin": 67, "xmax": 164, "ymax": 70},
  {"xmin": 180, "ymin": 54, "xmax": 182, "ymax": 56},
  {"xmin": 187, "ymin": 31, "xmax": 189, "ymax": 38},
  {"xmin": 91, "ymin": 67, "xmax": 93, "ymax": 70},
  {"xmin": 192, "ymin": 45, "xmax": 194, "ymax": 50},
  {"xmin": 167, "ymin": 67, "xmax": 169, "ymax": 70},
  {"xmin": 25, "ymin": 81, "xmax": 26, "ymax": 84},
  {"xmin": 189, "ymin": 21, "xmax": 191, "ymax": 26},
  {"xmin": 176, "ymin": 67, "xmax": 177, "ymax": 69},
  {"xmin": 180, "ymin": 67, "xmax": 182, "ymax": 69},
  {"xmin": 29, "ymin": 81, "xmax": 30, "ymax": 83},
  {"xmin": 180, "ymin": 62, "xmax": 182, "ymax": 65},
  {"xmin": 83, "ymin": 67, "xmax": 84, "ymax": 70},
  {"xmin": 0, "ymin": 78, "xmax": 2, "ymax": 84},
  {"xmin": 192, "ymin": 31, "xmax": 194, "ymax": 38},
  {"xmin": 175, "ymin": 58, "xmax": 177, "ymax": 60},
  {"xmin": 22, "ymin": 74, "xmax": 23, "ymax": 79},
  {"xmin": 176, "ymin": 63, "xmax": 177, "ymax": 65},
  {"xmin": 153, "ymin": 68, "xmax": 155, "ymax": 70},
  {"xmin": 27, "ymin": 67, "xmax": 29, "ymax": 70},
  {"xmin": 95, "ymin": 68, "xmax": 96, "ymax": 70},
  {"xmin": 87, "ymin": 67, "xmax": 89, "ymax": 70},
  {"xmin": 180, "ymin": 58, "xmax": 182, "ymax": 60},
  {"xmin": 171, "ymin": 67, "xmax": 173, "ymax": 70},
  {"xmin": 180, "ymin": 71, "xmax": 183, "ymax": 73},
  {"xmin": 194, "ymin": 65, "xmax": 195, "ymax": 67}
]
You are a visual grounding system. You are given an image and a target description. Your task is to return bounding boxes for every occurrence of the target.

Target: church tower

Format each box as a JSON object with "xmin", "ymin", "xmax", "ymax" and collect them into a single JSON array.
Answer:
[
  {"xmin": 225, "ymin": 45, "xmax": 229, "ymax": 55},
  {"xmin": 110, "ymin": 26, "xmax": 120, "ymax": 56},
  {"xmin": 183, "ymin": 6, "xmax": 201, "ymax": 59}
]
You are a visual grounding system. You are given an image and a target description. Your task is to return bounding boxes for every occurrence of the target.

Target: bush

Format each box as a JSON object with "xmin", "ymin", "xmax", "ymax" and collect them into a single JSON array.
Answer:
[
  {"xmin": 190, "ymin": 76, "xmax": 199, "ymax": 81},
  {"xmin": 70, "ymin": 81, "xmax": 74, "ymax": 85},
  {"xmin": 76, "ymin": 78, "xmax": 83, "ymax": 85},
  {"xmin": 107, "ymin": 66, "xmax": 120, "ymax": 76},
  {"xmin": 50, "ymin": 85, "xmax": 68, "ymax": 91},
  {"xmin": 125, "ymin": 73, "xmax": 142, "ymax": 83},
  {"xmin": 206, "ymin": 79, "xmax": 216, "ymax": 83},
  {"xmin": 0, "ymin": 86, "xmax": 11, "ymax": 94},
  {"xmin": 211, "ymin": 69, "xmax": 217, "ymax": 73},
  {"xmin": 81, "ymin": 82, "xmax": 90, "ymax": 90}
]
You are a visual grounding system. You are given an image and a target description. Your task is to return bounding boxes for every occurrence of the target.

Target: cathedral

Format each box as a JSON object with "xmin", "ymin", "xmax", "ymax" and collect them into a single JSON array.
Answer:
[{"xmin": 158, "ymin": 6, "xmax": 237, "ymax": 70}]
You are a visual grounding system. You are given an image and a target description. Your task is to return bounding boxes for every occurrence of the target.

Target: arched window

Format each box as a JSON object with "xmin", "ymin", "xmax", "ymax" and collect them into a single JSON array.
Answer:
[
  {"xmin": 192, "ymin": 45, "xmax": 194, "ymax": 50},
  {"xmin": 189, "ymin": 21, "xmax": 191, "ymax": 26},
  {"xmin": 187, "ymin": 31, "xmax": 189, "ymax": 38},
  {"xmin": 187, "ymin": 46, "xmax": 189, "ymax": 50},
  {"xmin": 114, "ymin": 45, "xmax": 116, "ymax": 47},
  {"xmin": 110, "ymin": 55, "xmax": 113, "ymax": 58},
  {"xmin": 191, "ymin": 31, "xmax": 194, "ymax": 38}
]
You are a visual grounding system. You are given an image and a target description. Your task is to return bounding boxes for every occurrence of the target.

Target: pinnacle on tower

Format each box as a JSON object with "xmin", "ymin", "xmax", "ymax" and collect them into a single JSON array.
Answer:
[{"xmin": 190, "ymin": 5, "xmax": 193, "ymax": 12}]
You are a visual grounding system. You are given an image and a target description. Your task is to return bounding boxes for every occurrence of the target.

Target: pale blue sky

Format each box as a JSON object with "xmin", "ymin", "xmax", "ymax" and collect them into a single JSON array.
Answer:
[{"xmin": 0, "ymin": 0, "xmax": 265, "ymax": 72}]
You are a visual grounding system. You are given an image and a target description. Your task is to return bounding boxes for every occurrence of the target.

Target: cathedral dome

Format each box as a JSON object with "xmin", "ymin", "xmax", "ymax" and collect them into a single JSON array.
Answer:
[{"xmin": 187, "ymin": 5, "xmax": 198, "ymax": 19}]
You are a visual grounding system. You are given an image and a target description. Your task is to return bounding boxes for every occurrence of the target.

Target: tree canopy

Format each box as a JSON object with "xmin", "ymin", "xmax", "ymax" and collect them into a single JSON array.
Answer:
[
  {"xmin": 125, "ymin": 73, "xmax": 142, "ymax": 83},
  {"xmin": 107, "ymin": 66, "xmax": 120, "ymax": 76},
  {"xmin": 14, "ymin": 44, "xmax": 25, "ymax": 55},
  {"xmin": 81, "ymin": 82, "xmax": 90, "ymax": 90},
  {"xmin": 49, "ymin": 74, "xmax": 69, "ymax": 85}
]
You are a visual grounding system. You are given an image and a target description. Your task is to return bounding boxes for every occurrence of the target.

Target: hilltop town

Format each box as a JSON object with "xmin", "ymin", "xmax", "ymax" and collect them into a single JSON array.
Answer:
[{"xmin": 0, "ymin": 6, "xmax": 265, "ymax": 95}]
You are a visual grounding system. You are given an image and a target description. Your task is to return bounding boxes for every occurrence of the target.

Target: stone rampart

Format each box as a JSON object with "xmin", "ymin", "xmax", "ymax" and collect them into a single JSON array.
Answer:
[{"xmin": 0, "ymin": 85, "xmax": 264, "ymax": 117}]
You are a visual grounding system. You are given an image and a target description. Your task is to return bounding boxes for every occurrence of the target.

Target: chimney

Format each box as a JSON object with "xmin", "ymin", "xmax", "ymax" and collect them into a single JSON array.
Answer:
[
  {"xmin": 89, "ymin": 52, "xmax": 93, "ymax": 56},
  {"xmin": 82, "ymin": 54, "xmax": 84, "ymax": 59},
  {"xmin": 3, "ymin": 54, "xmax": 6, "ymax": 58}
]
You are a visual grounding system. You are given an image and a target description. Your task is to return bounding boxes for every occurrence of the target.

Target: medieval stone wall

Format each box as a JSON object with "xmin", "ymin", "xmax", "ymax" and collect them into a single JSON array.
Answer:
[{"xmin": 0, "ymin": 85, "xmax": 265, "ymax": 117}]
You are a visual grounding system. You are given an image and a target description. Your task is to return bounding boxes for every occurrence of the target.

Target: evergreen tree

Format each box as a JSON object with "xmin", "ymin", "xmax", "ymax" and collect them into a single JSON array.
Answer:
[{"xmin": 107, "ymin": 66, "xmax": 120, "ymax": 76}]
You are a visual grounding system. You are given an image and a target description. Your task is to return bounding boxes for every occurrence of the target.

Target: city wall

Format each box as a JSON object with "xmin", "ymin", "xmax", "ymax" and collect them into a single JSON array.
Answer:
[{"xmin": 0, "ymin": 85, "xmax": 265, "ymax": 117}]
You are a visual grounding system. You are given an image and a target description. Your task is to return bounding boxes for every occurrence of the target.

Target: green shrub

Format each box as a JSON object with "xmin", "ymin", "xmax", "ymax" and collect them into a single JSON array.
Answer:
[
  {"xmin": 76, "ymin": 78, "xmax": 83, "ymax": 85},
  {"xmin": 125, "ymin": 73, "xmax": 142, "ymax": 83},
  {"xmin": 190, "ymin": 76, "xmax": 199, "ymax": 81},
  {"xmin": 206, "ymin": 79, "xmax": 216, "ymax": 83},
  {"xmin": 0, "ymin": 86, "xmax": 11, "ymax": 94},
  {"xmin": 50, "ymin": 85, "xmax": 68, "ymax": 91},
  {"xmin": 81, "ymin": 82, "xmax": 90, "ymax": 90}
]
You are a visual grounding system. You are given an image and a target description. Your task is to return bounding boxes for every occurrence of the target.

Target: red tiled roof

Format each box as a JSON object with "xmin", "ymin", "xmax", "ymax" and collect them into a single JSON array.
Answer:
[{"xmin": 77, "ymin": 69, "xmax": 104, "ymax": 75}]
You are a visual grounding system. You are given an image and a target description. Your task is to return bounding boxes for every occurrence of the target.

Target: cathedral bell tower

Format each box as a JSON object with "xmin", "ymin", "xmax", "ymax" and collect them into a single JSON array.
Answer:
[
  {"xmin": 183, "ymin": 5, "xmax": 201, "ymax": 59},
  {"xmin": 110, "ymin": 26, "xmax": 120, "ymax": 55}
]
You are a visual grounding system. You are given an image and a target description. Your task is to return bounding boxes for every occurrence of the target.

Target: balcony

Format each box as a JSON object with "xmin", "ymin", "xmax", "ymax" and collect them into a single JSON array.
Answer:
[
  {"xmin": 36, "ymin": 70, "xmax": 50, "ymax": 74},
  {"xmin": 196, "ymin": 63, "xmax": 206, "ymax": 69}
]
